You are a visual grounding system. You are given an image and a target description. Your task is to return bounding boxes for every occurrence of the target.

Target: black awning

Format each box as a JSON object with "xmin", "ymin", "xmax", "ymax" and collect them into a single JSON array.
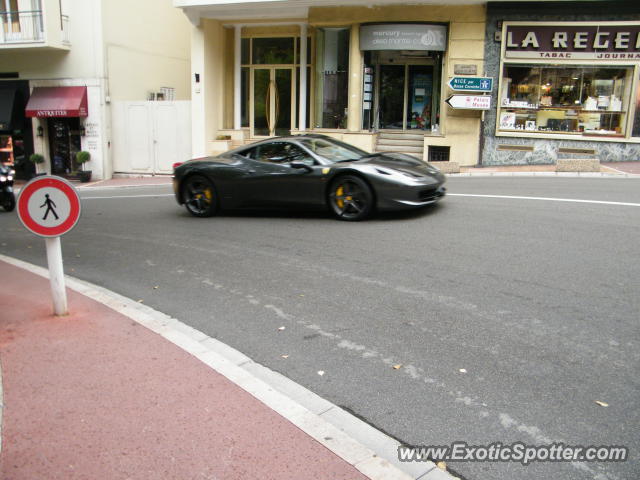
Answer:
[{"xmin": 0, "ymin": 88, "xmax": 17, "ymax": 131}]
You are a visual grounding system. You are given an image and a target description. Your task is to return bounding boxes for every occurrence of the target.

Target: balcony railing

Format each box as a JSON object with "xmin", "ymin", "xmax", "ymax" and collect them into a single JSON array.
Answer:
[{"xmin": 0, "ymin": 10, "xmax": 44, "ymax": 44}]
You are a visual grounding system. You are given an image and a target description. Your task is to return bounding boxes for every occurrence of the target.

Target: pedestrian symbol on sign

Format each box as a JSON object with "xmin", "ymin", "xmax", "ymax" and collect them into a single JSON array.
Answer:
[{"xmin": 41, "ymin": 194, "xmax": 59, "ymax": 220}]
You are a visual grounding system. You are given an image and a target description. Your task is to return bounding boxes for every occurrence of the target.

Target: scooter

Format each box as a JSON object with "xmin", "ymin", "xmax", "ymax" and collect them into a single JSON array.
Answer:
[{"xmin": 0, "ymin": 163, "xmax": 16, "ymax": 212}]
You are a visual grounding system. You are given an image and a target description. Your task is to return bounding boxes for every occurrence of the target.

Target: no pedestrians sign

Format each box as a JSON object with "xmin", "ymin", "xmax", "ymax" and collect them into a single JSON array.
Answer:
[
  {"xmin": 16, "ymin": 175, "xmax": 82, "ymax": 316},
  {"xmin": 17, "ymin": 176, "xmax": 81, "ymax": 237}
]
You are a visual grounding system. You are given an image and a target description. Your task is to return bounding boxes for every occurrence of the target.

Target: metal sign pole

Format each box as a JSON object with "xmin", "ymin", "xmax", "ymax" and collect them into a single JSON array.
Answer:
[{"xmin": 45, "ymin": 236, "xmax": 68, "ymax": 316}]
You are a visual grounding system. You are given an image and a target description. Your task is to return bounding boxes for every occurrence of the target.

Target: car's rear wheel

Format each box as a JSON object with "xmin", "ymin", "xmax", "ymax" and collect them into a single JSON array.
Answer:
[
  {"xmin": 328, "ymin": 175, "xmax": 374, "ymax": 221},
  {"xmin": 182, "ymin": 175, "xmax": 217, "ymax": 217}
]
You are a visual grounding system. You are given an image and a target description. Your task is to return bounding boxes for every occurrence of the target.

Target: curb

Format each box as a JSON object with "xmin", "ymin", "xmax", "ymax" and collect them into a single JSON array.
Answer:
[
  {"xmin": 449, "ymin": 171, "xmax": 640, "ymax": 178},
  {"xmin": 0, "ymin": 355, "xmax": 3, "ymax": 455},
  {"xmin": 0, "ymin": 254, "xmax": 457, "ymax": 480}
]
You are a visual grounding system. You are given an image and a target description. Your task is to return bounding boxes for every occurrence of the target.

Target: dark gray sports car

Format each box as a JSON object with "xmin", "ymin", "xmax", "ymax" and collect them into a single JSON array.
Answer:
[{"xmin": 173, "ymin": 134, "xmax": 445, "ymax": 221}]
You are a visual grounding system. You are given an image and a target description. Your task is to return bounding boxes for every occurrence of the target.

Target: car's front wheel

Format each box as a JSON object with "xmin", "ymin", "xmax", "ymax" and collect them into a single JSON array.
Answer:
[
  {"xmin": 182, "ymin": 175, "xmax": 218, "ymax": 217},
  {"xmin": 328, "ymin": 175, "xmax": 374, "ymax": 221}
]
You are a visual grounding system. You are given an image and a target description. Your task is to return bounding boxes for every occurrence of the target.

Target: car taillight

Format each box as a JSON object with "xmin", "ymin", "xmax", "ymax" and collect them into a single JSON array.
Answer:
[{"xmin": 172, "ymin": 162, "xmax": 183, "ymax": 170}]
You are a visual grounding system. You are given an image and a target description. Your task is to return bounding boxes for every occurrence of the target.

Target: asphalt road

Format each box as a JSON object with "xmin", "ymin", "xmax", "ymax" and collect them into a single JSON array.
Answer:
[{"xmin": 2, "ymin": 177, "xmax": 639, "ymax": 480}]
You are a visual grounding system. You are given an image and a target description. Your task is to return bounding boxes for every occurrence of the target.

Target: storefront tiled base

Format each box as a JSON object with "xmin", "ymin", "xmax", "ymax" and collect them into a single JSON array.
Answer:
[{"xmin": 483, "ymin": 137, "xmax": 640, "ymax": 165}]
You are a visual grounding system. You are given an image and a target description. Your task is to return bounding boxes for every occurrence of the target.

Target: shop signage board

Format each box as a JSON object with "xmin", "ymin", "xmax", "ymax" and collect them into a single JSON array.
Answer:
[
  {"xmin": 504, "ymin": 23, "xmax": 640, "ymax": 60},
  {"xmin": 360, "ymin": 24, "xmax": 447, "ymax": 51},
  {"xmin": 454, "ymin": 64, "xmax": 478, "ymax": 75},
  {"xmin": 448, "ymin": 77, "xmax": 493, "ymax": 92},
  {"xmin": 446, "ymin": 95, "xmax": 491, "ymax": 110},
  {"xmin": 17, "ymin": 175, "xmax": 82, "ymax": 315}
]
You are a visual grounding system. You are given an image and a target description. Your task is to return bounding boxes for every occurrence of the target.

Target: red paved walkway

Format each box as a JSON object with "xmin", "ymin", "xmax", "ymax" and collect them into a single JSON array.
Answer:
[{"xmin": 0, "ymin": 260, "xmax": 367, "ymax": 480}]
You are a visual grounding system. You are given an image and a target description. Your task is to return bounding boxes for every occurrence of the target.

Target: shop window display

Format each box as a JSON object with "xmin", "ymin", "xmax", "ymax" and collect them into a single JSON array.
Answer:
[
  {"xmin": 499, "ymin": 66, "xmax": 633, "ymax": 137},
  {"xmin": 314, "ymin": 28, "xmax": 350, "ymax": 129}
]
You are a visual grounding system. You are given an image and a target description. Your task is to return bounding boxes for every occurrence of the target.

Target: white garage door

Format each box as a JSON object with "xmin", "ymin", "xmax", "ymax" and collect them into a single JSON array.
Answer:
[{"xmin": 112, "ymin": 101, "xmax": 191, "ymax": 174}]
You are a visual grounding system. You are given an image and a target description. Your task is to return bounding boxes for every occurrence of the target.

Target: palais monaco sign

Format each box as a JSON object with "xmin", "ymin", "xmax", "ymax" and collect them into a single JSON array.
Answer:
[{"xmin": 505, "ymin": 23, "xmax": 640, "ymax": 60}]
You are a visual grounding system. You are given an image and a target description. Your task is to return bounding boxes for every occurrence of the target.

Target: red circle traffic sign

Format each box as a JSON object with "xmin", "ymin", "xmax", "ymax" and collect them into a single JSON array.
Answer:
[{"xmin": 17, "ymin": 175, "xmax": 81, "ymax": 237}]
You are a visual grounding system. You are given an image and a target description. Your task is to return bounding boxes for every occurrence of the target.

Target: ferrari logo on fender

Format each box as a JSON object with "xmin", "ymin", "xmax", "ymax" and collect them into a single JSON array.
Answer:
[{"xmin": 322, "ymin": 168, "xmax": 331, "ymax": 174}]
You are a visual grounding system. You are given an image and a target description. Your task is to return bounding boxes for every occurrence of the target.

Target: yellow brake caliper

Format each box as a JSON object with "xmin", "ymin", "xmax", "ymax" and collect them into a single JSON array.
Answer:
[
  {"xmin": 336, "ymin": 186, "xmax": 344, "ymax": 209},
  {"xmin": 204, "ymin": 189, "xmax": 212, "ymax": 201}
]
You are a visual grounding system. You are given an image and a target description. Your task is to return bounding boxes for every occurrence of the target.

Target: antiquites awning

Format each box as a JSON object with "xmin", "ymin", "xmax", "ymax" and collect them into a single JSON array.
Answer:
[{"xmin": 25, "ymin": 86, "xmax": 88, "ymax": 118}]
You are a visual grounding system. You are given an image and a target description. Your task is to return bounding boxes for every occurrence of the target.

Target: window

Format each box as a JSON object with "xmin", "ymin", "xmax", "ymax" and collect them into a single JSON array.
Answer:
[
  {"xmin": 314, "ymin": 27, "xmax": 350, "ymax": 129},
  {"xmin": 247, "ymin": 142, "xmax": 316, "ymax": 164},
  {"xmin": 498, "ymin": 65, "xmax": 634, "ymax": 138},
  {"xmin": 298, "ymin": 137, "xmax": 366, "ymax": 161},
  {"xmin": 252, "ymin": 38, "xmax": 294, "ymax": 65}
]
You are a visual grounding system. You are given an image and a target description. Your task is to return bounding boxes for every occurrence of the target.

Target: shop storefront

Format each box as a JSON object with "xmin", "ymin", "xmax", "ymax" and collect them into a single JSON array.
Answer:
[
  {"xmin": 25, "ymin": 86, "xmax": 90, "ymax": 176},
  {"xmin": 359, "ymin": 23, "xmax": 445, "ymax": 133},
  {"xmin": 482, "ymin": 3, "xmax": 640, "ymax": 165}
]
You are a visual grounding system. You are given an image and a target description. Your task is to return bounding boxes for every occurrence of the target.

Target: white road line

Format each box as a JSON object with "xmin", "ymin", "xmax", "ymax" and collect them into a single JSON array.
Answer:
[
  {"xmin": 81, "ymin": 194, "xmax": 174, "ymax": 200},
  {"xmin": 81, "ymin": 192, "xmax": 640, "ymax": 208},
  {"xmin": 449, "ymin": 193, "xmax": 640, "ymax": 207}
]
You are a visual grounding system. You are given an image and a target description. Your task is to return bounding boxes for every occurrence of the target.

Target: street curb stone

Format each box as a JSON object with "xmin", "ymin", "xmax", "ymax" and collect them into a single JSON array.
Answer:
[{"xmin": 0, "ymin": 254, "xmax": 457, "ymax": 480}]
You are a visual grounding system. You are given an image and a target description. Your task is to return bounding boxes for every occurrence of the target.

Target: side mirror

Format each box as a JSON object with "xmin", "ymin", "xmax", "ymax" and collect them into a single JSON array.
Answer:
[{"xmin": 290, "ymin": 161, "xmax": 313, "ymax": 172}]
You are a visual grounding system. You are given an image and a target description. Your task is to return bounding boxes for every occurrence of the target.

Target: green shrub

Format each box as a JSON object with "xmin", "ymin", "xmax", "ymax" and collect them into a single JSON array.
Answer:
[
  {"xmin": 29, "ymin": 153, "xmax": 45, "ymax": 164},
  {"xmin": 75, "ymin": 151, "xmax": 91, "ymax": 164}
]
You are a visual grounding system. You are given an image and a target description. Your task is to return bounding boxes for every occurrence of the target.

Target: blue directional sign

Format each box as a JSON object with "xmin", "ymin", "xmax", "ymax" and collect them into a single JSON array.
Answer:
[{"xmin": 448, "ymin": 77, "xmax": 493, "ymax": 92}]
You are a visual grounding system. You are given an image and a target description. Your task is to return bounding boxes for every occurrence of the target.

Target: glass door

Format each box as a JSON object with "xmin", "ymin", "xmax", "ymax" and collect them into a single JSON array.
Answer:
[
  {"xmin": 407, "ymin": 65, "xmax": 433, "ymax": 130},
  {"xmin": 251, "ymin": 67, "xmax": 294, "ymax": 137},
  {"xmin": 377, "ymin": 64, "xmax": 434, "ymax": 131},
  {"xmin": 48, "ymin": 118, "xmax": 81, "ymax": 175},
  {"xmin": 379, "ymin": 65, "xmax": 405, "ymax": 130}
]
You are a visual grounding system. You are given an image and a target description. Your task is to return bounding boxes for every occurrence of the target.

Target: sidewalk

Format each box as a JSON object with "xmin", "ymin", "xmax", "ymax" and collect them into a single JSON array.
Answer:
[{"xmin": 0, "ymin": 259, "xmax": 374, "ymax": 480}]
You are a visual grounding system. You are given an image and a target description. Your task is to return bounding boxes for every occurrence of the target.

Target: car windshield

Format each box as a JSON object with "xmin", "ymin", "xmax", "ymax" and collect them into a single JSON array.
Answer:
[{"xmin": 297, "ymin": 137, "xmax": 367, "ymax": 163}]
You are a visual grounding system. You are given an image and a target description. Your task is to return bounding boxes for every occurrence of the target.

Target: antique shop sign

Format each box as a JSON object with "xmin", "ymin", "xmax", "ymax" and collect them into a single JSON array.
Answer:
[
  {"xmin": 504, "ymin": 23, "xmax": 640, "ymax": 60},
  {"xmin": 360, "ymin": 24, "xmax": 447, "ymax": 51}
]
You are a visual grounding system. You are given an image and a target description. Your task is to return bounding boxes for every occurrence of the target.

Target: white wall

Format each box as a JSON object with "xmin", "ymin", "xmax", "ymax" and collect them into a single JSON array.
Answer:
[{"xmin": 102, "ymin": 0, "xmax": 191, "ymax": 101}]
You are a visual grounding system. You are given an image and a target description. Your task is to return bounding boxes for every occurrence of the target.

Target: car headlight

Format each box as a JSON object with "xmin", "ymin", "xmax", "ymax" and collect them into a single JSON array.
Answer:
[
  {"xmin": 0, "ymin": 176, "xmax": 6, "ymax": 182},
  {"xmin": 8, "ymin": 175, "xmax": 13, "ymax": 181}
]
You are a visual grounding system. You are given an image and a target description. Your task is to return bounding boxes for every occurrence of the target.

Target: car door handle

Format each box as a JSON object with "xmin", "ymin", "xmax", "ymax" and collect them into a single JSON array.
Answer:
[{"xmin": 248, "ymin": 169, "xmax": 256, "ymax": 174}]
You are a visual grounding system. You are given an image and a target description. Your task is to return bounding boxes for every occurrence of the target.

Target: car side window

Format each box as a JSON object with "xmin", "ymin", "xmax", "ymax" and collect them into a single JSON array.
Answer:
[
  {"xmin": 253, "ymin": 142, "xmax": 315, "ymax": 165},
  {"xmin": 285, "ymin": 144, "xmax": 315, "ymax": 165},
  {"xmin": 241, "ymin": 147, "xmax": 260, "ymax": 160},
  {"xmin": 254, "ymin": 143, "xmax": 287, "ymax": 163}
]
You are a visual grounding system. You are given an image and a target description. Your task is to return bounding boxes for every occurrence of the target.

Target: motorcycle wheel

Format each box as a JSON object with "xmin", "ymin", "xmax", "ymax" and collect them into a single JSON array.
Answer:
[{"xmin": 2, "ymin": 194, "xmax": 15, "ymax": 212}]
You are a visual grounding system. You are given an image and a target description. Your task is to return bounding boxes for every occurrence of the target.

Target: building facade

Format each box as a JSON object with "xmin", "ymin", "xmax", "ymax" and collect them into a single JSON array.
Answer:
[
  {"xmin": 0, "ymin": 0, "xmax": 192, "ymax": 180},
  {"xmin": 175, "ymin": 0, "xmax": 487, "ymax": 166},
  {"xmin": 175, "ymin": 0, "xmax": 640, "ymax": 168}
]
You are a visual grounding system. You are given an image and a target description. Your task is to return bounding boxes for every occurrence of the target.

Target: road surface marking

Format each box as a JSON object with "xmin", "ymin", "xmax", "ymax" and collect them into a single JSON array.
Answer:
[
  {"xmin": 81, "ymin": 194, "xmax": 174, "ymax": 200},
  {"xmin": 449, "ymin": 193, "xmax": 640, "ymax": 207},
  {"xmin": 0, "ymin": 254, "xmax": 432, "ymax": 480}
]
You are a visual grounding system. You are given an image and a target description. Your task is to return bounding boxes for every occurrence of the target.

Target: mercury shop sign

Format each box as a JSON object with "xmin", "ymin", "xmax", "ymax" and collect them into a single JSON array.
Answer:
[
  {"xmin": 504, "ymin": 23, "xmax": 640, "ymax": 60},
  {"xmin": 360, "ymin": 24, "xmax": 447, "ymax": 51}
]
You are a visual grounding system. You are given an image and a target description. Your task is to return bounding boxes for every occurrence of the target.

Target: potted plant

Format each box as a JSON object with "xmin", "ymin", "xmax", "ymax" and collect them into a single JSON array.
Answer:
[
  {"xmin": 75, "ymin": 151, "xmax": 92, "ymax": 182},
  {"xmin": 29, "ymin": 153, "xmax": 46, "ymax": 176}
]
